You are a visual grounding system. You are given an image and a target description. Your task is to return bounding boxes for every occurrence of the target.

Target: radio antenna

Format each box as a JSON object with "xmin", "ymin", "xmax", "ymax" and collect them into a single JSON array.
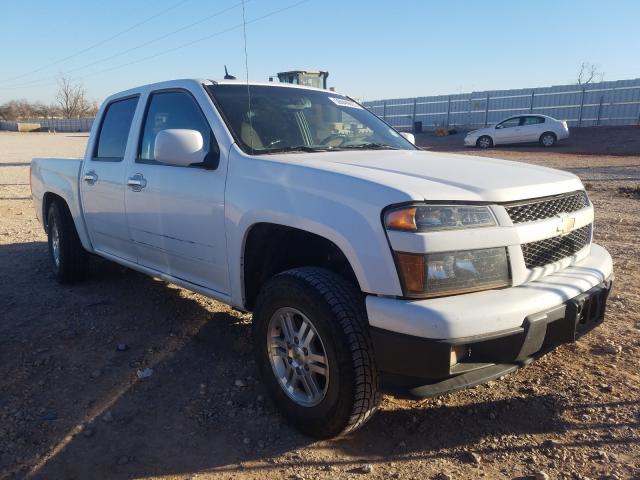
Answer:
[{"xmin": 241, "ymin": 0, "xmax": 254, "ymax": 152}]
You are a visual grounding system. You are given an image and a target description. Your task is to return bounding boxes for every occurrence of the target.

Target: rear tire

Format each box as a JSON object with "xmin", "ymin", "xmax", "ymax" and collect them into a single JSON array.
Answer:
[
  {"xmin": 539, "ymin": 132, "xmax": 556, "ymax": 147},
  {"xmin": 47, "ymin": 201, "xmax": 88, "ymax": 283},
  {"xmin": 252, "ymin": 267, "xmax": 380, "ymax": 438},
  {"xmin": 476, "ymin": 135, "xmax": 493, "ymax": 149}
]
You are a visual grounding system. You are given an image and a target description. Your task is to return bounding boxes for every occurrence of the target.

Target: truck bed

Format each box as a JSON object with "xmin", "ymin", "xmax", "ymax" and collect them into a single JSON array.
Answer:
[{"xmin": 30, "ymin": 157, "xmax": 83, "ymax": 229}]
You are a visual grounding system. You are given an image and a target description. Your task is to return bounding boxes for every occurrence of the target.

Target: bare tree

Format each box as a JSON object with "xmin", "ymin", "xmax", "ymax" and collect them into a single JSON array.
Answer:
[
  {"xmin": 0, "ymin": 99, "xmax": 35, "ymax": 120},
  {"xmin": 87, "ymin": 99, "xmax": 99, "ymax": 117},
  {"xmin": 577, "ymin": 62, "xmax": 604, "ymax": 85},
  {"xmin": 0, "ymin": 101, "xmax": 17, "ymax": 121},
  {"xmin": 0, "ymin": 99, "xmax": 61, "ymax": 120},
  {"xmin": 56, "ymin": 75, "xmax": 94, "ymax": 118}
]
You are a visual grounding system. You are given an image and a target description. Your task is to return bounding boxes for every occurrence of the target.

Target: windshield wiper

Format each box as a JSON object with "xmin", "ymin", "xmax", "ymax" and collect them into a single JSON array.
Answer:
[
  {"xmin": 256, "ymin": 143, "xmax": 401, "ymax": 154},
  {"xmin": 337, "ymin": 143, "xmax": 400, "ymax": 150},
  {"xmin": 258, "ymin": 145, "xmax": 333, "ymax": 154}
]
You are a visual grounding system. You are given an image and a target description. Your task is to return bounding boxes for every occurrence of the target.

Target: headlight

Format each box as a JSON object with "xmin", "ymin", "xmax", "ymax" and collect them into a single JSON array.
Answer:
[
  {"xmin": 395, "ymin": 247, "xmax": 510, "ymax": 298},
  {"xmin": 385, "ymin": 204, "xmax": 496, "ymax": 232}
]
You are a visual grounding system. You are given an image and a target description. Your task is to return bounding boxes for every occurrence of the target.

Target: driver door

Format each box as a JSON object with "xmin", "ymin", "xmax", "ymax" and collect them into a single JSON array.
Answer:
[
  {"xmin": 493, "ymin": 116, "xmax": 523, "ymax": 145},
  {"xmin": 124, "ymin": 88, "xmax": 229, "ymax": 295}
]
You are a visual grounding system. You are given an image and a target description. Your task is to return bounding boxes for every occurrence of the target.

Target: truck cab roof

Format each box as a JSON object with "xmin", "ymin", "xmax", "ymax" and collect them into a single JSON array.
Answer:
[{"xmin": 105, "ymin": 78, "xmax": 339, "ymax": 104}]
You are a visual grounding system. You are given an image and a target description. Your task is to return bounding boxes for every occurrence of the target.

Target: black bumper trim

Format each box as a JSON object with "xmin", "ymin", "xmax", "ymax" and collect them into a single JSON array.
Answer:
[
  {"xmin": 371, "ymin": 277, "xmax": 613, "ymax": 397},
  {"xmin": 410, "ymin": 363, "xmax": 521, "ymax": 397}
]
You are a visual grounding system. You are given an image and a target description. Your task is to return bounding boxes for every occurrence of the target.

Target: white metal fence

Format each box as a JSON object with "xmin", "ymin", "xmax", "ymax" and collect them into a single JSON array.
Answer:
[
  {"xmin": 3, "ymin": 79, "xmax": 639, "ymax": 134},
  {"xmin": 363, "ymin": 78, "xmax": 640, "ymax": 131},
  {"xmin": 0, "ymin": 117, "xmax": 94, "ymax": 132}
]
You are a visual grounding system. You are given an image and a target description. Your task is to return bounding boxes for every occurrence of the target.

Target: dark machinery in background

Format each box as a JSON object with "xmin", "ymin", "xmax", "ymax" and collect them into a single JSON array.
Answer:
[
  {"xmin": 223, "ymin": 66, "xmax": 330, "ymax": 90},
  {"xmin": 271, "ymin": 70, "xmax": 329, "ymax": 89}
]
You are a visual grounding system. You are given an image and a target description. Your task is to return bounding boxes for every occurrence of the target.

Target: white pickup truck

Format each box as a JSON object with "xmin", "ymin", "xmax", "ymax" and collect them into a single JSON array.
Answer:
[{"xmin": 31, "ymin": 79, "xmax": 613, "ymax": 438}]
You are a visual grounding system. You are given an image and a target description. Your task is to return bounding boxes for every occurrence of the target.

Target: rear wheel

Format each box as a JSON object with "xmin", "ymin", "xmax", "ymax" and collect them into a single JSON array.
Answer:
[
  {"xmin": 47, "ymin": 201, "xmax": 88, "ymax": 283},
  {"xmin": 539, "ymin": 132, "xmax": 556, "ymax": 147},
  {"xmin": 252, "ymin": 267, "xmax": 380, "ymax": 438},
  {"xmin": 476, "ymin": 135, "xmax": 493, "ymax": 149}
]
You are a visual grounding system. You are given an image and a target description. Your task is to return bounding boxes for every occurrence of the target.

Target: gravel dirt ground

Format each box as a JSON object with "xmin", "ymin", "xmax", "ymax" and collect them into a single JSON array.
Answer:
[{"xmin": 1, "ymin": 129, "xmax": 639, "ymax": 480}]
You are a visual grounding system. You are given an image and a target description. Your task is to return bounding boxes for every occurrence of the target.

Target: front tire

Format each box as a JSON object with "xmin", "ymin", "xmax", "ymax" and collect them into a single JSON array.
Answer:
[
  {"xmin": 476, "ymin": 135, "xmax": 493, "ymax": 149},
  {"xmin": 539, "ymin": 132, "xmax": 556, "ymax": 147},
  {"xmin": 252, "ymin": 267, "xmax": 380, "ymax": 438},
  {"xmin": 47, "ymin": 201, "xmax": 88, "ymax": 283}
]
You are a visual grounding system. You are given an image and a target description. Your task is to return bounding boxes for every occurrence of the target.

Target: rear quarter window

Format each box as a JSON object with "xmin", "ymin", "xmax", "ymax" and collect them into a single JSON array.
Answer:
[{"xmin": 93, "ymin": 96, "xmax": 139, "ymax": 161}]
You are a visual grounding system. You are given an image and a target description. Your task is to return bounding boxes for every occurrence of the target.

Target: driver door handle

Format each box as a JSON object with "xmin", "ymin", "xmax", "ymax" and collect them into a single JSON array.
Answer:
[
  {"xmin": 127, "ymin": 173, "xmax": 147, "ymax": 192},
  {"xmin": 83, "ymin": 171, "xmax": 98, "ymax": 185}
]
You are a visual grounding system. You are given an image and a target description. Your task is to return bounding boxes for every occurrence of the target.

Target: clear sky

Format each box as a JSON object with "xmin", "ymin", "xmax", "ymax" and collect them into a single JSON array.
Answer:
[{"xmin": 1, "ymin": 0, "xmax": 639, "ymax": 104}]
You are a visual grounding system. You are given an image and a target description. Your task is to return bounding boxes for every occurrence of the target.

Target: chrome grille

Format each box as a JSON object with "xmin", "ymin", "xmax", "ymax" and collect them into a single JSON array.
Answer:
[
  {"xmin": 505, "ymin": 191, "xmax": 589, "ymax": 224},
  {"xmin": 522, "ymin": 224, "xmax": 592, "ymax": 269}
]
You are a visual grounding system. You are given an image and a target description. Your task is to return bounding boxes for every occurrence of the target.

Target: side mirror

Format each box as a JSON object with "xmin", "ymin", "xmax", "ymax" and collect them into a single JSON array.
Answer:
[
  {"xmin": 495, "ymin": 125, "xmax": 502, "ymax": 129},
  {"xmin": 154, "ymin": 129, "xmax": 206, "ymax": 167},
  {"xmin": 400, "ymin": 132, "xmax": 416, "ymax": 144}
]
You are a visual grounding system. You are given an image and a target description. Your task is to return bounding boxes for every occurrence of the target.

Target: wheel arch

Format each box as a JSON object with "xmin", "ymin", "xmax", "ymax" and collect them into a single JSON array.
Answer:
[
  {"xmin": 43, "ymin": 192, "xmax": 68, "ymax": 232},
  {"xmin": 540, "ymin": 131, "xmax": 557, "ymax": 141},
  {"xmin": 241, "ymin": 222, "xmax": 363, "ymax": 311},
  {"xmin": 42, "ymin": 191, "xmax": 93, "ymax": 251},
  {"xmin": 477, "ymin": 134, "xmax": 494, "ymax": 148}
]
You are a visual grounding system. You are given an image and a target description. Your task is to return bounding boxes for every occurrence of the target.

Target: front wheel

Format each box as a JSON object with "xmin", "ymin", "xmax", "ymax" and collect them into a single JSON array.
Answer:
[
  {"xmin": 539, "ymin": 132, "xmax": 556, "ymax": 147},
  {"xmin": 476, "ymin": 135, "xmax": 493, "ymax": 149},
  {"xmin": 252, "ymin": 267, "xmax": 380, "ymax": 438}
]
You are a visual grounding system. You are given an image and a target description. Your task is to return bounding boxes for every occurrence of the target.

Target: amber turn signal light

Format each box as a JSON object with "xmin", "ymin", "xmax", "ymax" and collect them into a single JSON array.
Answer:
[
  {"xmin": 395, "ymin": 252, "xmax": 425, "ymax": 294},
  {"xmin": 385, "ymin": 207, "xmax": 417, "ymax": 232}
]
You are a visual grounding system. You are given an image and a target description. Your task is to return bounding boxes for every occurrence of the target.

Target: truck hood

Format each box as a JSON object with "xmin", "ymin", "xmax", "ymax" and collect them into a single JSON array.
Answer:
[{"xmin": 264, "ymin": 149, "xmax": 583, "ymax": 203}]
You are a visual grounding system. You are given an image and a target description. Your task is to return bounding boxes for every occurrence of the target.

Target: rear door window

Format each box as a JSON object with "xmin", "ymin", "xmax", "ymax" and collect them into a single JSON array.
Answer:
[
  {"xmin": 522, "ymin": 116, "xmax": 545, "ymax": 125},
  {"xmin": 93, "ymin": 96, "xmax": 138, "ymax": 161}
]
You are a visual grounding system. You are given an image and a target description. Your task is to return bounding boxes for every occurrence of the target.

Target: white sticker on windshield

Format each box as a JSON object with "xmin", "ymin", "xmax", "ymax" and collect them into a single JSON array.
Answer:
[{"xmin": 328, "ymin": 97, "xmax": 362, "ymax": 109}]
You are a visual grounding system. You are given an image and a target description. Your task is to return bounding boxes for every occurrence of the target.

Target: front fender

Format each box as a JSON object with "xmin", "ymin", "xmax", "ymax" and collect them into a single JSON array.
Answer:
[{"xmin": 224, "ymin": 148, "xmax": 410, "ymax": 309}]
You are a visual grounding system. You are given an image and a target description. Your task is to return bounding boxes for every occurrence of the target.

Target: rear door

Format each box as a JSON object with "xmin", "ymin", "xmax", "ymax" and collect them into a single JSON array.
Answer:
[
  {"xmin": 520, "ymin": 115, "xmax": 546, "ymax": 141},
  {"xmin": 80, "ymin": 96, "xmax": 139, "ymax": 262},
  {"xmin": 123, "ymin": 88, "xmax": 229, "ymax": 295}
]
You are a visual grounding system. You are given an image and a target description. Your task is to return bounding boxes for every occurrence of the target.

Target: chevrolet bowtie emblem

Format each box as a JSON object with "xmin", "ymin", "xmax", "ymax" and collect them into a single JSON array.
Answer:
[{"xmin": 557, "ymin": 215, "xmax": 576, "ymax": 235}]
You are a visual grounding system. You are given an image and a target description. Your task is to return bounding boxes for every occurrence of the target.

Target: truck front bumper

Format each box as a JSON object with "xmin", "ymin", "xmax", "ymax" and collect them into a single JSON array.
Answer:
[{"xmin": 366, "ymin": 243, "xmax": 613, "ymax": 397}]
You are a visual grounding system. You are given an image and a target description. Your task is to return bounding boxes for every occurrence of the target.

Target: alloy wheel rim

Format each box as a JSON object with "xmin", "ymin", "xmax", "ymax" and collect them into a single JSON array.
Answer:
[
  {"xmin": 479, "ymin": 138, "xmax": 490, "ymax": 148},
  {"xmin": 51, "ymin": 222, "xmax": 61, "ymax": 267},
  {"xmin": 267, "ymin": 307, "xmax": 329, "ymax": 407},
  {"xmin": 543, "ymin": 135, "xmax": 553, "ymax": 146}
]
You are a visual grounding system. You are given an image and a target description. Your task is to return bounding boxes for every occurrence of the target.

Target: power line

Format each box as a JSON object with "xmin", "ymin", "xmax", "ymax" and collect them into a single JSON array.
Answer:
[
  {"xmin": 67, "ymin": 1, "xmax": 248, "ymax": 76},
  {"xmin": 0, "ymin": 0, "xmax": 192, "ymax": 85},
  {"xmin": 26, "ymin": 2, "xmax": 143, "ymax": 44},
  {"xmin": 78, "ymin": 0, "xmax": 309, "ymax": 80},
  {"xmin": 0, "ymin": 0, "xmax": 309, "ymax": 94},
  {"xmin": 1, "ymin": 1, "xmax": 247, "ymax": 90}
]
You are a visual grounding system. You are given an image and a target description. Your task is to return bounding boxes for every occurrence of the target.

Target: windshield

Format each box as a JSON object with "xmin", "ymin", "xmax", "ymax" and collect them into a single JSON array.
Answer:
[{"xmin": 207, "ymin": 84, "xmax": 415, "ymax": 154}]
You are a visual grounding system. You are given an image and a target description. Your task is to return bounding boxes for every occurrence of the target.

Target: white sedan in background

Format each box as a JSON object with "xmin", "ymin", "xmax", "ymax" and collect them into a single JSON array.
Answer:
[{"xmin": 464, "ymin": 114, "xmax": 569, "ymax": 149}]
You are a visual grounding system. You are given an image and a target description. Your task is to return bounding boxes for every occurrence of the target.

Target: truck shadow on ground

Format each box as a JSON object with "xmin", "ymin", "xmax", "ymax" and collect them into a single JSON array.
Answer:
[{"xmin": 1, "ymin": 242, "xmax": 637, "ymax": 479}]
